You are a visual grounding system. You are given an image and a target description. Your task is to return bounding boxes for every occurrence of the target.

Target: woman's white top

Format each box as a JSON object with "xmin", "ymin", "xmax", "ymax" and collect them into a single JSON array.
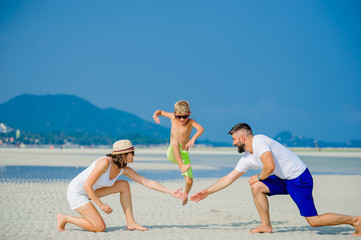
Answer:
[{"xmin": 69, "ymin": 156, "xmax": 124, "ymax": 192}]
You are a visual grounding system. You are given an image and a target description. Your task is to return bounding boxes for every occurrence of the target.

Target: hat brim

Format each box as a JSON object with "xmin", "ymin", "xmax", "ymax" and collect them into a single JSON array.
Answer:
[{"xmin": 111, "ymin": 148, "xmax": 138, "ymax": 155}]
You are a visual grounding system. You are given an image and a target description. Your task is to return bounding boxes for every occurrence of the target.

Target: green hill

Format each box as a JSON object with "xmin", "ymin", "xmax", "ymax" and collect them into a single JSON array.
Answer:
[{"xmin": 0, "ymin": 94, "xmax": 170, "ymax": 139}]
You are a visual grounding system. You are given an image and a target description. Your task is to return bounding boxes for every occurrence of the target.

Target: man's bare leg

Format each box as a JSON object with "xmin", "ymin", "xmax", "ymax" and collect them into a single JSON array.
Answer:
[
  {"xmin": 306, "ymin": 214, "xmax": 361, "ymax": 236},
  {"xmin": 250, "ymin": 181, "xmax": 272, "ymax": 233}
]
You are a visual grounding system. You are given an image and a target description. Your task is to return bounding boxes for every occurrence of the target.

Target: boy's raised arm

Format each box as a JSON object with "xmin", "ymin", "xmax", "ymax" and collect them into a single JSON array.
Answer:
[
  {"xmin": 186, "ymin": 120, "xmax": 205, "ymax": 149},
  {"xmin": 153, "ymin": 110, "xmax": 173, "ymax": 124}
]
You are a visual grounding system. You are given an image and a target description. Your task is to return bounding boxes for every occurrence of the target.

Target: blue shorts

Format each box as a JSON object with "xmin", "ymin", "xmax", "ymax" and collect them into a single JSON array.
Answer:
[{"xmin": 261, "ymin": 168, "xmax": 318, "ymax": 217}]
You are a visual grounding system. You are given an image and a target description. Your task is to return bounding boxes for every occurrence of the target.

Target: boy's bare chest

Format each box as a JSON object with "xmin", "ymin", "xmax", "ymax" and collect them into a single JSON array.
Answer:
[{"xmin": 171, "ymin": 124, "xmax": 192, "ymax": 137}]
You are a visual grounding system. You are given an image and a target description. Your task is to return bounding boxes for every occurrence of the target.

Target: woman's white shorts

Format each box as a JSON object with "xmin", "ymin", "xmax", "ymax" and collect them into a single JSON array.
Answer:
[{"xmin": 67, "ymin": 184, "xmax": 90, "ymax": 210}]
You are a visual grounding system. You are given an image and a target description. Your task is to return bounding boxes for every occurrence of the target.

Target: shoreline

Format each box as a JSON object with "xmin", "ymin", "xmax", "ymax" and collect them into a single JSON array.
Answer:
[{"xmin": 1, "ymin": 148, "xmax": 361, "ymax": 167}]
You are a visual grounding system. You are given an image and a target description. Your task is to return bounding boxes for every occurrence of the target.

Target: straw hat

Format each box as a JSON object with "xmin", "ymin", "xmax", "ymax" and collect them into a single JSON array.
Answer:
[{"xmin": 112, "ymin": 140, "xmax": 136, "ymax": 155}]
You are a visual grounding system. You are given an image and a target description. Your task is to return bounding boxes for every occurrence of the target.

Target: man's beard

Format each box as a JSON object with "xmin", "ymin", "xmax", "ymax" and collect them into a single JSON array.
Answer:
[{"xmin": 237, "ymin": 144, "xmax": 246, "ymax": 153}]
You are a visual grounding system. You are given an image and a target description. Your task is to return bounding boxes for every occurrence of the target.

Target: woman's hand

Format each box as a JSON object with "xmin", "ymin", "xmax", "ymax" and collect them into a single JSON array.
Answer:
[
  {"xmin": 100, "ymin": 203, "xmax": 113, "ymax": 214},
  {"xmin": 171, "ymin": 188, "xmax": 188, "ymax": 199}
]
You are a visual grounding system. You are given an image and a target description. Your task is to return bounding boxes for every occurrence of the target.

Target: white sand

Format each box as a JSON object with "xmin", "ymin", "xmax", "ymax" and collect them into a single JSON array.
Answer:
[
  {"xmin": 0, "ymin": 148, "xmax": 361, "ymax": 239},
  {"xmin": 1, "ymin": 176, "xmax": 360, "ymax": 240}
]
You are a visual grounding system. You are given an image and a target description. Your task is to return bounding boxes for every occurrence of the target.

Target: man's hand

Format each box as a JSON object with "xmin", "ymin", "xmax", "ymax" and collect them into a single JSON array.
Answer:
[
  {"xmin": 190, "ymin": 190, "xmax": 209, "ymax": 203},
  {"xmin": 249, "ymin": 174, "xmax": 260, "ymax": 186}
]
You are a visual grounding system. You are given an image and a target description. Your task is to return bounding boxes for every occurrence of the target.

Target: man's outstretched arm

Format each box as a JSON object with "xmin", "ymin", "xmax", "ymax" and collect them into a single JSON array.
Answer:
[{"xmin": 190, "ymin": 170, "xmax": 244, "ymax": 202}]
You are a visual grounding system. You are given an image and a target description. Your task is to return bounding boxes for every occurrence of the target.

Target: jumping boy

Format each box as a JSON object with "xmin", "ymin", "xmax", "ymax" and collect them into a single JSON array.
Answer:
[{"xmin": 153, "ymin": 100, "xmax": 204, "ymax": 205}]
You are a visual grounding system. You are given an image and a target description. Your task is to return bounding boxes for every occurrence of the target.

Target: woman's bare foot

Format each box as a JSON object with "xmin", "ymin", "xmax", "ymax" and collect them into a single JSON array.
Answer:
[
  {"xmin": 352, "ymin": 216, "xmax": 361, "ymax": 236},
  {"xmin": 180, "ymin": 164, "xmax": 190, "ymax": 173},
  {"xmin": 182, "ymin": 198, "xmax": 188, "ymax": 206},
  {"xmin": 127, "ymin": 223, "xmax": 148, "ymax": 231},
  {"xmin": 249, "ymin": 224, "xmax": 272, "ymax": 233},
  {"xmin": 57, "ymin": 214, "xmax": 67, "ymax": 232}
]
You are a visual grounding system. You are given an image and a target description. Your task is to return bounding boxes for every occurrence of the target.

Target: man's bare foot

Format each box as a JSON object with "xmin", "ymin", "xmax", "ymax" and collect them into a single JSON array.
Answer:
[
  {"xmin": 127, "ymin": 223, "xmax": 148, "ymax": 231},
  {"xmin": 249, "ymin": 224, "xmax": 272, "ymax": 233},
  {"xmin": 180, "ymin": 164, "xmax": 190, "ymax": 173},
  {"xmin": 352, "ymin": 216, "xmax": 361, "ymax": 236},
  {"xmin": 57, "ymin": 214, "xmax": 66, "ymax": 232},
  {"xmin": 182, "ymin": 198, "xmax": 188, "ymax": 206}
]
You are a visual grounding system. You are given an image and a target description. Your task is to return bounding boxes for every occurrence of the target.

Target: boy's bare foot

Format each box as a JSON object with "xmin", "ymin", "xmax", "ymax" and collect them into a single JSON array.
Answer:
[
  {"xmin": 127, "ymin": 223, "xmax": 148, "ymax": 231},
  {"xmin": 57, "ymin": 214, "xmax": 66, "ymax": 232},
  {"xmin": 180, "ymin": 164, "xmax": 190, "ymax": 173},
  {"xmin": 249, "ymin": 224, "xmax": 272, "ymax": 233},
  {"xmin": 353, "ymin": 216, "xmax": 361, "ymax": 236},
  {"xmin": 182, "ymin": 198, "xmax": 188, "ymax": 206}
]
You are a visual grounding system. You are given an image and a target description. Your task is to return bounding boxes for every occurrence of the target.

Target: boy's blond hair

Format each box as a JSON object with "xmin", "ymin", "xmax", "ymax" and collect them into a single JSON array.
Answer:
[{"xmin": 174, "ymin": 100, "xmax": 190, "ymax": 114}]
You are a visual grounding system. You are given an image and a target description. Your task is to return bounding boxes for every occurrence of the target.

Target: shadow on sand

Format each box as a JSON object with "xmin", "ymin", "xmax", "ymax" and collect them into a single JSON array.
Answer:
[
  {"xmin": 105, "ymin": 220, "xmax": 288, "ymax": 231},
  {"xmin": 275, "ymin": 225, "xmax": 353, "ymax": 235},
  {"xmin": 93, "ymin": 221, "xmax": 353, "ymax": 235}
]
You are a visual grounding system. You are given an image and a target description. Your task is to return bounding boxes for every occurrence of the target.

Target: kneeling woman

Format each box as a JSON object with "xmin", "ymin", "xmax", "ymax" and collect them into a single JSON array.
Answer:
[{"xmin": 57, "ymin": 140, "xmax": 186, "ymax": 232}]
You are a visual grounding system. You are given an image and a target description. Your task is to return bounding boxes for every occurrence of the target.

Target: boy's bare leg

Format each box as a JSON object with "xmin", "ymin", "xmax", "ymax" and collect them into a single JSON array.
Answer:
[
  {"xmin": 172, "ymin": 142, "xmax": 190, "ymax": 173},
  {"xmin": 182, "ymin": 176, "xmax": 193, "ymax": 206}
]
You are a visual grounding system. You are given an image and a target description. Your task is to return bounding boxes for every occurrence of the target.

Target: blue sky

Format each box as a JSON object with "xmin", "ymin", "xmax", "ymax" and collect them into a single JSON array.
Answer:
[{"xmin": 0, "ymin": 0, "xmax": 360, "ymax": 142}]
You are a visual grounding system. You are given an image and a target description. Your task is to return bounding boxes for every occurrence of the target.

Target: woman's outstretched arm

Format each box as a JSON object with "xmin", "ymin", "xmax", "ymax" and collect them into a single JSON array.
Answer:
[{"xmin": 123, "ymin": 167, "xmax": 187, "ymax": 199}]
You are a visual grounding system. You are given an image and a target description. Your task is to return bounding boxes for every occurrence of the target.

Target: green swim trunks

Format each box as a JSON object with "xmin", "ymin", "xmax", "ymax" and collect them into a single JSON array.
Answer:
[{"xmin": 166, "ymin": 144, "xmax": 193, "ymax": 178}]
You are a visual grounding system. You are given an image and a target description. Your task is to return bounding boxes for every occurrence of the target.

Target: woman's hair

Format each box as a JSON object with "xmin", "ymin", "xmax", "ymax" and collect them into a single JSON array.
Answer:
[{"xmin": 106, "ymin": 152, "xmax": 133, "ymax": 168}]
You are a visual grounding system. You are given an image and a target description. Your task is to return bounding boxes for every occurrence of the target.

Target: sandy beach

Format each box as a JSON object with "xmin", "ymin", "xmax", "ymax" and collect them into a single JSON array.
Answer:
[{"xmin": 0, "ymin": 148, "xmax": 361, "ymax": 239}]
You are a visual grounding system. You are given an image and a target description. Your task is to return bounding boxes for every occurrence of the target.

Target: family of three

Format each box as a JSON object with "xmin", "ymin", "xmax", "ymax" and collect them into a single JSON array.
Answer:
[{"xmin": 57, "ymin": 100, "xmax": 361, "ymax": 236}]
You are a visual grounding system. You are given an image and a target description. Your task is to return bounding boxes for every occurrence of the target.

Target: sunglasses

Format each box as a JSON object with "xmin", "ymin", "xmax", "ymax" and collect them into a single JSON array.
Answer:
[{"xmin": 175, "ymin": 114, "xmax": 190, "ymax": 119}]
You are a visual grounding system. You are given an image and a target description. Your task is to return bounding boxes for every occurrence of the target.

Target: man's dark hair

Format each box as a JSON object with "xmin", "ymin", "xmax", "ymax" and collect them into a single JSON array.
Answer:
[{"xmin": 228, "ymin": 123, "xmax": 253, "ymax": 135}]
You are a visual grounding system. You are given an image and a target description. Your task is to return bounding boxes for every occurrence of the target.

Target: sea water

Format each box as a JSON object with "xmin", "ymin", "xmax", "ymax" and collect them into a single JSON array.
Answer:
[{"xmin": 0, "ymin": 152, "xmax": 360, "ymax": 182}]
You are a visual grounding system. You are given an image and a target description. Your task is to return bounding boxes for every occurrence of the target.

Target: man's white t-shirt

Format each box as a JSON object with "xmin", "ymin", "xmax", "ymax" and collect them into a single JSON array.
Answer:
[{"xmin": 234, "ymin": 135, "xmax": 306, "ymax": 180}]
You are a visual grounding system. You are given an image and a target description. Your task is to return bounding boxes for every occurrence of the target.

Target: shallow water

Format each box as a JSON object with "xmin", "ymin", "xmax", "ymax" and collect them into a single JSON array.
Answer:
[
  {"xmin": 0, "ymin": 154, "xmax": 360, "ymax": 182},
  {"xmin": 299, "ymin": 156, "xmax": 361, "ymax": 174},
  {"xmin": 0, "ymin": 165, "xmax": 250, "ymax": 182}
]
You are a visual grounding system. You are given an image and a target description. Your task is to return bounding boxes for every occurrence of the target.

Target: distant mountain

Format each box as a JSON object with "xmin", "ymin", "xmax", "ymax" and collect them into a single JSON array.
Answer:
[
  {"xmin": 274, "ymin": 131, "xmax": 317, "ymax": 147},
  {"xmin": 0, "ymin": 94, "xmax": 170, "ymax": 139},
  {"xmin": 1, "ymin": 94, "xmax": 360, "ymax": 148},
  {"xmin": 274, "ymin": 131, "xmax": 361, "ymax": 148}
]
